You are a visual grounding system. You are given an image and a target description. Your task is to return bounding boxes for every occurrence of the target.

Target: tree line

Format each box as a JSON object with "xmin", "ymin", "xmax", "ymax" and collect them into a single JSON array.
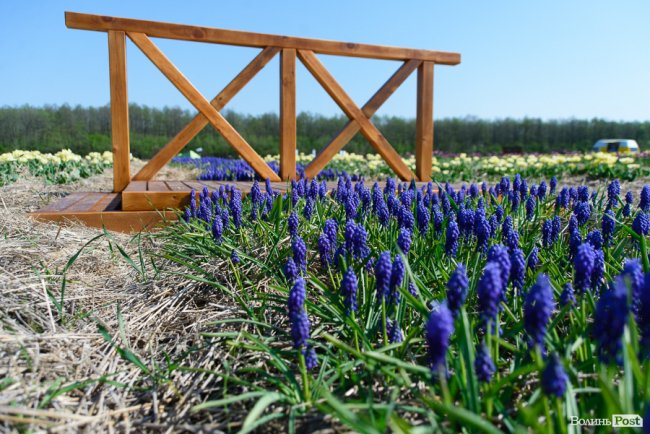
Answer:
[{"xmin": 0, "ymin": 104, "xmax": 648, "ymax": 157}]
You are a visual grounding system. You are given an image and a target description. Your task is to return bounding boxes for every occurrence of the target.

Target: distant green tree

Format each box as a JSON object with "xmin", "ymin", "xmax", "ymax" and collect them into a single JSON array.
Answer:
[{"xmin": 0, "ymin": 104, "xmax": 648, "ymax": 157}]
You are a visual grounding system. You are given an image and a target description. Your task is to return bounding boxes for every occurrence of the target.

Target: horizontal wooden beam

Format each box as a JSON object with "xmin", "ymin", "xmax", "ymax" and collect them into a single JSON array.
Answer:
[
  {"xmin": 127, "ymin": 32, "xmax": 281, "ymax": 182},
  {"xmin": 65, "ymin": 12, "xmax": 461, "ymax": 64}
]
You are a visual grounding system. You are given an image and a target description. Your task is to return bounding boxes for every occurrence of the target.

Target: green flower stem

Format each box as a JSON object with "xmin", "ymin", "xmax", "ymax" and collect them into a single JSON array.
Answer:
[
  {"xmin": 298, "ymin": 351, "xmax": 311, "ymax": 403},
  {"xmin": 381, "ymin": 298, "xmax": 388, "ymax": 346},
  {"xmin": 351, "ymin": 311, "xmax": 360, "ymax": 353},
  {"xmin": 555, "ymin": 398, "xmax": 566, "ymax": 434}
]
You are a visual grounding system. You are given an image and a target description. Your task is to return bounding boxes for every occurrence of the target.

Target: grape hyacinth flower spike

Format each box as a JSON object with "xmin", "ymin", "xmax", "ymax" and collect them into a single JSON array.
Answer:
[
  {"xmin": 523, "ymin": 274, "xmax": 554, "ymax": 351},
  {"xmin": 475, "ymin": 342, "xmax": 495, "ymax": 383},
  {"xmin": 288, "ymin": 277, "xmax": 317, "ymax": 370},
  {"xmin": 339, "ymin": 267, "xmax": 358, "ymax": 315},
  {"xmin": 425, "ymin": 303, "xmax": 454, "ymax": 377},
  {"xmin": 446, "ymin": 264, "xmax": 469, "ymax": 317},
  {"xmin": 542, "ymin": 353, "xmax": 568, "ymax": 398}
]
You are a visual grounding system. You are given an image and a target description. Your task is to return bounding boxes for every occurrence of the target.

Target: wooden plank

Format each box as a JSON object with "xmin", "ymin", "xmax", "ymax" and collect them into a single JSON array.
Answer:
[
  {"xmin": 65, "ymin": 192, "xmax": 109, "ymax": 212},
  {"xmin": 133, "ymin": 47, "xmax": 279, "ymax": 181},
  {"xmin": 195, "ymin": 180, "xmax": 225, "ymax": 192},
  {"xmin": 165, "ymin": 181, "xmax": 188, "ymax": 191},
  {"xmin": 279, "ymin": 48, "xmax": 296, "ymax": 180},
  {"xmin": 182, "ymin": 181, "xmax": 208, "ymax": 191},
  {"xmin": 147, "ymin": 181, "xmax": 170, "ymax": 191},
  {"xmin": 304, "ymin": 59, "xmax": 421, "ymax": 178},
  {"xmin": 199, "ymin": 180, "xmax": 223, "ymax": 190},
  {"xmin": 108, "ymin": 30, "xmax": 131, "ymax": 192},
  {"xmin": 416, "ymin": 61, "xmax": 434, "ymax": 181},
  {"xmin": 127, "ymin": 32, "xmax": 281, "ymax": 182},
  {"xmin": 31, "ymin": 210, "xmax": 178, "ymax": 233},
  {"xmin": 66, "ymin": 12, "xmax": 461, "ymax": 64},
  {"xmin": 122, "ymin": 191, "xmax": 190, "ymax": 211},
  {"xmin": 297, "ymin": 50, "xmax": 416, "ymax": 181},
  {"xmin": 36, "ymin": 193, "xmax": 88, "ymax": 213},
  {"xmin": 124, "ymin": 180, "xmax": 147, "ymax": 191},
  {"xmin": 89, "ymin": 193, "xmax": 121, "ymax": 212}
]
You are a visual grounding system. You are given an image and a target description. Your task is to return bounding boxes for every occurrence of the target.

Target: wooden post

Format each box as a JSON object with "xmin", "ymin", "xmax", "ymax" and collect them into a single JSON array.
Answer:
[
  {"xmin": 415, "ymin": 61, "xmax": 434, "ymax": 181},
  {"xmin": 108, "ymin": 30, "xmax": 131, "ymax": 192},
  {"xmin": 279, "ymin": 48, "xmax": 297, "ymax": 180}
]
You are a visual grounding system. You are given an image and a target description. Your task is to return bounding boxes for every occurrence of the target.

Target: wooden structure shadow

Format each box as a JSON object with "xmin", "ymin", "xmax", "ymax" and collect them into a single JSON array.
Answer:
[{"xmin": 31, "ymin": 12, "xmax": 460, "ymax": 232}]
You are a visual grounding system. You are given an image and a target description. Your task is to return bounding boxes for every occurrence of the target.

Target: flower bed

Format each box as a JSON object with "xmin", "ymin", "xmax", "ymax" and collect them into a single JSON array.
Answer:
[
  {"xmin": 173, "ymin": 151, "xmax": 650, "ymax": 182},
  {"xmin": 0, "ymin": 149, "xmax": 113, "ymax": 186},
  {"xmin": 157, "ymin": 174, "xmax": 650, "ymax": 431}
]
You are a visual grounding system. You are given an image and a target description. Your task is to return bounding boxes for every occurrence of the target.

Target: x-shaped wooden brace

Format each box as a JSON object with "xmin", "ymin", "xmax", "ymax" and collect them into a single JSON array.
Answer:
[
  {"xmin": 297, "ymin": 50, "xmax": 418, "ymax": 180},
  {"xmin": 128, "ymin": 33, "xmax": 281, "ymax": 181}
]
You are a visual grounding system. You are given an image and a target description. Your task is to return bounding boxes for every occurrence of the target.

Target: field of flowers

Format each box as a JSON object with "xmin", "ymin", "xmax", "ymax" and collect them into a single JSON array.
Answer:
[
  {"xmin": 173, "ymin": 151, "xmax": 650, "ymax": 182},
  {"xmin": 0, "ymin": 149, "xmax": 113, "ymax": 186},
  {"xmin": 147, "ymin": 172, "xmax": 650, "ymax": 432}
]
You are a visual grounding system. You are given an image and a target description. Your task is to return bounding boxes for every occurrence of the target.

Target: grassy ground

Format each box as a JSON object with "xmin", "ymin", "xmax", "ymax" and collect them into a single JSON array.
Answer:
[{"xmin": 1, "ymin": 169, "xmax": 649, "ymax": 432}]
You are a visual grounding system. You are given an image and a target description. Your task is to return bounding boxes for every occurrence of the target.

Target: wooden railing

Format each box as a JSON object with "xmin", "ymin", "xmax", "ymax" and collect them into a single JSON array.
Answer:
[{"xmin": 65, "ymin": 12, "xmax": 461, "ymax": 191}]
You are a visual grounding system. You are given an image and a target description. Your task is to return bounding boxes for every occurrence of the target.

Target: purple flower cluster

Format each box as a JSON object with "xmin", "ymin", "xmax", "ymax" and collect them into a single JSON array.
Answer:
[
  {"xmin": 340, "ymin": 268, "xmax": 358, "ymax": 315},
  {"xmin": 426, "ymin": 304, "xmax": 454, "ymax": 374},
  {"xmin": 475, "ymin": 342, "xmax": 495, "ymax": 383},
  {"xmin": 523, "ymin": 274, "xmax": 555, "ymax": 350},
  {"xmin": 477, "ymin": 261, "xmax": 504, "ymax": 329},
  {"xmin": 542, "ymin": 354, "xmax": 568, "ymax": 398},
  {"xmin": 592, "ymin": 277, "xmax": 629, "ymax": 364},
  {"xmin": 446, "ymin": 264, "xmax": 469, "ymax": 316}
]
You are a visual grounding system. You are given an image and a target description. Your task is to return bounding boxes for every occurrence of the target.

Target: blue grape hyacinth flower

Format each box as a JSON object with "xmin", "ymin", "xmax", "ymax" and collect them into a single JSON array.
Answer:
[
  {"xmin": 375, "ymin": 251, "xmax": 392, "ymax": 301},
  {"xmin": 542, "ymin": 353, "xmax": 568, "ymax": 398},
  {"xmin": 475, "ymin": 342, "xmax": 495, "ymax": 383},
  {"xmin": 477, "ymin": 261, "xmax": 504, "ymax": 329},
  {"xmin": 574, "ymin": 243, "xmax": 595, "ymax": 293},
  {"xmin": 592, "ymin": 277, "xmax": 629, "ymax": 364},
  {"xmin": 425, "ymin": 303, "xmax": 454, "ymax": 375},
  {"xmin": 560, "ymin": 283, "xmax": 576, "ymax": 307},
  {"xmin": 523, "ymin": 274, "xmax": 555, "ymax": 350},
  {"xmin": 446, "ymin": 264, "xmax": 469, "ymax": 317},
  {"xmin": 510, "ymin": 248, "xmax": 526, "ymax": 293},
  {"xmin": 445, "ymin": 219, "xmax": 460, "ymax": 257},
  {"xmin": 340, "ymin": 267, "xmax": 358, "ymax": 315},
  {"xmin": 292, "ymin": 235, "xmax": 307, "ymax": 273},
  {"xmin": 397, "ymin": 227, "xmax": 412, "ymax": 255}
]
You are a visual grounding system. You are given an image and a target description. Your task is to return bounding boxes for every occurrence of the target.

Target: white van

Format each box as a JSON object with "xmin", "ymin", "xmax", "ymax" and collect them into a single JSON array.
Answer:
[{"xmin": 592, "ymin": 139, "xmax": 640, "ymax": 154}]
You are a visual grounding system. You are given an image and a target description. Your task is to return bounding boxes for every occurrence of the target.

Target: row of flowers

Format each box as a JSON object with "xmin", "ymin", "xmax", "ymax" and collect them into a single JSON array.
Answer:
[
  {"xmin": 174, "ymin": 150, "xmax": 648, "ymax": 182},
  {"xmin": 0, "ymin": 149, "xmax": 116, "ymax": 185}
]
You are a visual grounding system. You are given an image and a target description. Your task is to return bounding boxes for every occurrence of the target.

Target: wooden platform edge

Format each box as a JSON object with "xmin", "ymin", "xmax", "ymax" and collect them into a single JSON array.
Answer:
[{"xmin": 29, "ymin": 209, "xmax": 178, "ymax": 234}]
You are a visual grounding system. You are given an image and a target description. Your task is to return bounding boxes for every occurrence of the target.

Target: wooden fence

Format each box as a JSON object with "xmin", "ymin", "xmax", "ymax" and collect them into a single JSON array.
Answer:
[{"xmin": 65, "ymin": 12, "xmax": 461, "ymax": 192}]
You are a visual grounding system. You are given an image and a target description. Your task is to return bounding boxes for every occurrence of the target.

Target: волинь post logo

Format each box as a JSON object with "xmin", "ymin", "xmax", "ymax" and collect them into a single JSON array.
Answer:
[{"xmin": 569, "ymin": 414, "xmax": 643, "ymax": 428}]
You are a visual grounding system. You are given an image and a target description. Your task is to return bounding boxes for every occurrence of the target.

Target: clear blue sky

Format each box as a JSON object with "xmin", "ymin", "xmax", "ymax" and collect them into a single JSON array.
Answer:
[{"xmin": 1, "ymin": 0, "xmax": 649, "ymax": 121}]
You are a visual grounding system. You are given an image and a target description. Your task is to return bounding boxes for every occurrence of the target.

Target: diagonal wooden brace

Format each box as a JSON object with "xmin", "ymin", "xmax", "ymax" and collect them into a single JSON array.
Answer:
[
  {"xmin": 128, "ymin": 32, "xmax": 280, "ymax": 181},
  {"xmin": 297, "ymin": 49, "xmax": 416, "ymax": 181},
  {"xmin": 304, "ymin": 59, "xmax": 421, "ymax": 179},
  {"xmin": 133, "ymin": 47, "xmax": 279, "ymax": 181}
]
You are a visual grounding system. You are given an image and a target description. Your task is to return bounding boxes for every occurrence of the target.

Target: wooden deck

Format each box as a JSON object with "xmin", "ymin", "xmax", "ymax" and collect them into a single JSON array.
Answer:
[
  {"xmin": 30, "ymin": 180, "xmax": 435, "ymax": 233},
  {"xmin": 30, "ymin": 192, "xmax": 178, "ymax": 233}
]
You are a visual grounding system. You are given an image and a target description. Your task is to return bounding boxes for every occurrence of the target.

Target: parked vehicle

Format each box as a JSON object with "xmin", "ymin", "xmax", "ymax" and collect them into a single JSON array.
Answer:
[{"xmin": 592, "ymin": 139, "xmax": 640, "ymax": 153}]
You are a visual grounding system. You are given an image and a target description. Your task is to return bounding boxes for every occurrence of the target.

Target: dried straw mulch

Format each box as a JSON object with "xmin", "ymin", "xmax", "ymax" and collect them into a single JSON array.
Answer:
[{"xmin": 0, "ymin": 164, "xmax": 249, "ymax": 433}]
